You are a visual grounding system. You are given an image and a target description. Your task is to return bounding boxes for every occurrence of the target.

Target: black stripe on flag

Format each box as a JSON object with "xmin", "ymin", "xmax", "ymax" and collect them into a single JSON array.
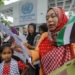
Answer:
[{"xmin": 70, "ymin": 22, "xmax": 75, "ymax": 43}]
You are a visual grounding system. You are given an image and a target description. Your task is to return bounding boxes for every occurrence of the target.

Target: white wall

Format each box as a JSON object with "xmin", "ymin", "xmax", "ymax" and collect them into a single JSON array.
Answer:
[
  {"xmin": 13, "ymin": 2, "xmax": 20, "ymax": 26},
  {"xmin": 37, "ymin": 0, "xmax": 48, "ymax": 24}
]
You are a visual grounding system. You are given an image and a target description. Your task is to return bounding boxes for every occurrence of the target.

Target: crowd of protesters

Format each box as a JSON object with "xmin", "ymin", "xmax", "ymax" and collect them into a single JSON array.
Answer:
[{"xmin": 0, "ymin": 6, "xmax": 75, "ymax": 75}]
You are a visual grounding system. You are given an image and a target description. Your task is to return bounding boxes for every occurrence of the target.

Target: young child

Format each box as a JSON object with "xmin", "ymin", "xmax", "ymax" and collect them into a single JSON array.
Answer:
[{"xmin": 0, "ymin": 43, "xmax": 27, "ymax": 75}]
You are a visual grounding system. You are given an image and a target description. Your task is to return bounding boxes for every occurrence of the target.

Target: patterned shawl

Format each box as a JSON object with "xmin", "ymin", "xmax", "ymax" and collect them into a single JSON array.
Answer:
[
  {"xmin": 0, "ymin": 58, "xmax": 20, "ymax": 75},
  {"xmin": 39, "ymin": 37, "xmax": 72, "ymax": 75}
]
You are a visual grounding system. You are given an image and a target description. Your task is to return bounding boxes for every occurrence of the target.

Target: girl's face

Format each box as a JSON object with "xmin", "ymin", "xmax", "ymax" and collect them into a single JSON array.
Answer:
[
  {"xmin": 46, "ymin": 9, "xmax": 58, "ymax": 32},
  {"xmin": 1, "ymin": 47, "xmax": 12, "ymax": 62},
  {"xmin": 28, "ymin": 25, "xmax": 35, "ymax": 34}
]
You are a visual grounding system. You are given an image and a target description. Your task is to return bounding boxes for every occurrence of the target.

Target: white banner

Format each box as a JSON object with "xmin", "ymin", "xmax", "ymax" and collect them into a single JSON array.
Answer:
[{"xmin": 13, "ymin": 0, "xmax": 37, "ymax": 25}]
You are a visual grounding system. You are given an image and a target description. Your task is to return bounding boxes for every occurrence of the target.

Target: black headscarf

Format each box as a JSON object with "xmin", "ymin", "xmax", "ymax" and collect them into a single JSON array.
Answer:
[{"xmin": 27, "ymin": 23, "xmax": 38, "ymax": 45}]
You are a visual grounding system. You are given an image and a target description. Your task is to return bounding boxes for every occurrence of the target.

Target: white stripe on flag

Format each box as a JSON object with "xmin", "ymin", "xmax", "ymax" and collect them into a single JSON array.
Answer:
[
  {"xmin": 57, "ymin": 16, "xmax": 75, "ymax": 46},
  {"xmin": 64, "ymin": 22, "xmax": 74, "ymax": 45}
]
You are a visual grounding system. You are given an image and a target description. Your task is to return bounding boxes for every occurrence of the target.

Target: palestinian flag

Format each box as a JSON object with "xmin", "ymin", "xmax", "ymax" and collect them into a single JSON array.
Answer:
[{"xmin": 56, "ymin": 16, "xmax": 75, "ymax": 46}]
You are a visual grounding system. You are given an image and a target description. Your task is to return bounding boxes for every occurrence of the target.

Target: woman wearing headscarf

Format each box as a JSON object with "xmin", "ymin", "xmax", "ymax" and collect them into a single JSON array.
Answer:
[
  {"xmin": 26, "ymin": 23, "xmax": 40, "ymax": 49},
  {"xmin": 30, "ymin": 7, "xmax": 75, "ymax": 75}
]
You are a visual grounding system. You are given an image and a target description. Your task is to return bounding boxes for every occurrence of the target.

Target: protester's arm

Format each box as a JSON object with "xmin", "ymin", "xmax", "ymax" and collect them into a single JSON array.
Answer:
[
  {"xmin": 29, "ymin": 50, "xmax": 39, "ymax": 63},
  {"xmin": 29, "ymin": 32, "xmax": 48, "ymax": 63},
  {"xmin": 35, "ymin": 32, "xmax": 48, "ymax": 50},
  {"xmin": 39, "ymin": 67, "xmax": 44, "ymax": 75},
  {"xmin": 71, "ymin": 43, "xmax": 75, "ymax": 58}
]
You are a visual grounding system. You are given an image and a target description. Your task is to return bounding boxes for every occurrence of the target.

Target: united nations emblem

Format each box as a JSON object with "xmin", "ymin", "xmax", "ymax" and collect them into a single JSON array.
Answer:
[{"xmin": 21, "ymin": 2, "xmax": 33, "ymax": 14}]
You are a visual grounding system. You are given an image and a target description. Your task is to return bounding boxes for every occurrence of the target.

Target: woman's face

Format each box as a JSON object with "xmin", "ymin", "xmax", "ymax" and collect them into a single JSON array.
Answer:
[
  {"xmin": 39, "ymin": 29, "xmax": 44, "ymax": 35},
  {"xmin": 23, "ymin": 27, "xmax": 28, "ymax": 33},
  {"xmin": 1, "ymin": 47, "xmax": 12, "ymax": 62},
  {"xmin": 46, "ymin": 9, "xmax": 58, "ymax": 32},
  {"xmin": 28, "ymin": 25, "xmax": 35, "ymax": 34}
]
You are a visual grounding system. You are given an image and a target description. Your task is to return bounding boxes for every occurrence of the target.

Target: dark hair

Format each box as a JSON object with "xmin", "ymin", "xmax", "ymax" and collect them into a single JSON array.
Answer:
[
  {"xmin": 3, "ymin": 36, "xmax": 15, "ymax": 46},
  {"xmin": 47, "ymin": 7, "xmax": 62, "ymax": 13},
  {"xmin": 39, "ymin": 23, "xmax": 48, "ymax": 32},
  {"xmin": 28, "ymin": 23, "xmax": 36, "ymax": 33},
  {"xmin": 47, "ymin": 8, "xmax": 53, "ymax": 13},
  {"xmin": 0, "ymin": 43, "xmax": 13, "ymax": 54}
]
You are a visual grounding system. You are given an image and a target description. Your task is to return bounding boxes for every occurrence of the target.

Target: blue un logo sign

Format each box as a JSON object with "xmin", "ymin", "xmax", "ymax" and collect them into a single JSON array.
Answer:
[{"xmin": 21, "ymin": 2, "xmax": 33, "ymax": 14}]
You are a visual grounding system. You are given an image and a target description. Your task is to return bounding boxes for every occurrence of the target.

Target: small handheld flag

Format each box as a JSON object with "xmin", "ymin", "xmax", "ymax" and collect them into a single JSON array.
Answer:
[
  {"xmin": 0, "ymin": 23, "xmax": 29, "ymax": 62},
  {"xmin": 56, "ymin": 16, "xmax": 75, "ymax": 46}
]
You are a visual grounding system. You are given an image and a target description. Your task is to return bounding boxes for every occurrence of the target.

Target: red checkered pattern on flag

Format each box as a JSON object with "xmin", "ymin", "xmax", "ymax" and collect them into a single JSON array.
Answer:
[{"xmin": 39, "ymin": 37, "xmax": 72, "ymax": 75}]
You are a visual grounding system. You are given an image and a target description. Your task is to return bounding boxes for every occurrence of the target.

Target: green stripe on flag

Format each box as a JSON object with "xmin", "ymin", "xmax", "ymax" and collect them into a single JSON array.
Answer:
[
  {"xmin": 67, "ymin": 16, "xmax": 75, "ymax": 25},
  {"xmin": 56, "ymin": 16, "xmax": 75, "ymax": 46}
]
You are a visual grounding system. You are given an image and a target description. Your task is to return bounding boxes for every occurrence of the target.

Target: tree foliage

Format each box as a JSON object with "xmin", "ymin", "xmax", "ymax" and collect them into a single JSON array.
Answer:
[
  {"xmin": 0, "ymin": 0, "xmax": 4, "ymax": 6},
  {"xmin": 0, "ymin": 0, "xmax": 12, "ymax": 26},
  {"xmin": 1, "ymin": 17, "xmax": 12, "ymax": 26}
]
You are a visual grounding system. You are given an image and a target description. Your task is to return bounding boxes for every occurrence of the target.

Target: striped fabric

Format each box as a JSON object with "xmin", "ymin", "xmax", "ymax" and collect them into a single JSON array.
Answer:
[{"xmin": 56, "ymin": 16, "xmax": 75, "ymax": 46}]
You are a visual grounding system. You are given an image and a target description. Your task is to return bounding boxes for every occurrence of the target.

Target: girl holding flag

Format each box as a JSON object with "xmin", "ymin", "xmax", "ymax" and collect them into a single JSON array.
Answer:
[
  {"xmin": 30, "ymin": 7, "xmax": 75, "ymax": 75},
  {"xmin": 0, "ymin": 43, "xmax": 27, "ymax": 75}
]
